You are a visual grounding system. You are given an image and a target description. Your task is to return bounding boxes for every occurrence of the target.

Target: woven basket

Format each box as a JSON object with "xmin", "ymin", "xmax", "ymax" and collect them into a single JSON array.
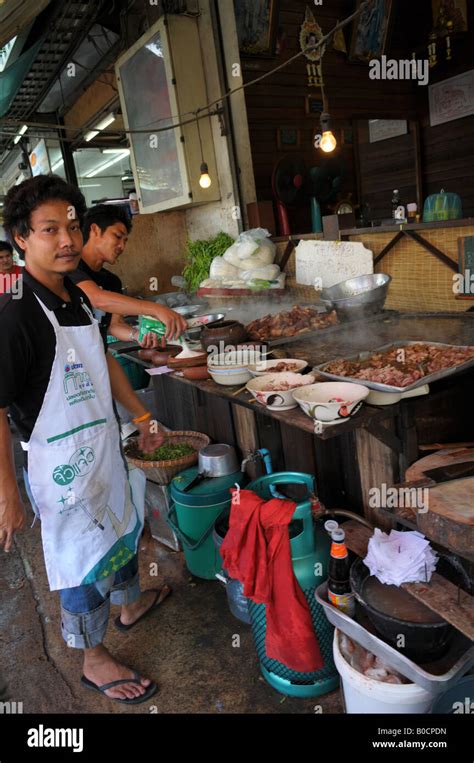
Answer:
[{"xmin": 125, "ymin": 430, "xmax": 210, "ymax": 485}]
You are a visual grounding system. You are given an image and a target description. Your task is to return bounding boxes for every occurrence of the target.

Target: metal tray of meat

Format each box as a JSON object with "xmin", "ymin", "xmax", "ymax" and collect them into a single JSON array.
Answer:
[
  {"xmin": 313, "ymin": 341, "xmax": 474, "ymax": 393},
  {"xmin": 316, "ymin": 582, "xmax": 474, "ymax": 693}
]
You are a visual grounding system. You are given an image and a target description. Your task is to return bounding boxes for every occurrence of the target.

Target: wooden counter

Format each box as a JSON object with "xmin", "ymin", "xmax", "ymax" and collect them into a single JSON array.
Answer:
[{"xmin": 152, "ymin": 365, "xmax": 473, "ymax": 536}]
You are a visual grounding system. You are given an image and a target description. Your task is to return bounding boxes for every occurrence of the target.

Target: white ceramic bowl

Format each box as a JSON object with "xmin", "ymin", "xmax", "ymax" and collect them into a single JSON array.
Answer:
[
  {"xmin": 246, "ymin": 373, "xmax": 316, "ymax": 411},
  {"xmin": 292, "ymin": 382, "xmax": 370, "ymax": 423},
  {"xmin": 209, "ymin": 368, "xmax": 252, "ymax": 386},
  {"xmin": 247, "ymin": 358, "xmax": 308, "ymax": 377}
]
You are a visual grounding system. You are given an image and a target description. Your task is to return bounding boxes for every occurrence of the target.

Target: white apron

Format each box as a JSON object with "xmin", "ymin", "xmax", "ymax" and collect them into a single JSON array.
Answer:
[{"xmin": 25, "ymin": 294, "xmax": 144, "ymax": 591}]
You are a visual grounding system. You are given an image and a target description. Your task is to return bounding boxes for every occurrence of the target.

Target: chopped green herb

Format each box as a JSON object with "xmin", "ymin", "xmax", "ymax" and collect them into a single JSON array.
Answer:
[{"xmin": 126, "ymin": 442, "xmax": 196, "ymax": 462}]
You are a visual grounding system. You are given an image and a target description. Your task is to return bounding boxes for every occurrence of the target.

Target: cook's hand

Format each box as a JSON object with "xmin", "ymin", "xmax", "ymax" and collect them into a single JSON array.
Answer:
[
  {"xmin": 139, "ymin": 332, "xmax": 166, "ymax": 350},
  {"xmin": 136, "ymin": 420, "xmax": 166, "ymax": 454},
  {"xmin": 151, "ymin": 306, "xmax": 187, "ymax": 341},
  {"xmin": 0, "ymin": 493, "xmax": 26, "ymax": 553}
]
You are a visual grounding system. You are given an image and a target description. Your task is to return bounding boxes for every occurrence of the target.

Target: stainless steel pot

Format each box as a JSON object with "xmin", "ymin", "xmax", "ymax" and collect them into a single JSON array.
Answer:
[
  {"xmin": 198, "ymin": 444, "xmax": 239, "ymax": 477},
  {"xmin": 183, "ymin": 444, "xmax": 239, "ymax": 492}
]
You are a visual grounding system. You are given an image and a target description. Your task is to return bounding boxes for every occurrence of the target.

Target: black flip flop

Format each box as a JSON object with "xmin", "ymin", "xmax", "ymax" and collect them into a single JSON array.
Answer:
[
  {"xmin": 80, "ymin": 670, "xmax": 158, "ymax": 705},
  {"xmin": 114, "ymin": 585, "xmax": 172, "ymax": 632}
]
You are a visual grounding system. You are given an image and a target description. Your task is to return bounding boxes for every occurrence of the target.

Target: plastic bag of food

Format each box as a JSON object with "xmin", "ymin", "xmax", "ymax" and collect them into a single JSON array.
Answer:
[
  {"xmin": 221, "ymin": 278, "xmax": 247, "ymax": 288},
  {"xmin": 223, "ymin": 228, "xmax": 275, "ymax": 266},
  {"xmin": 241, "ymin": 264, "xmax": 281, "ymax": 283},
  {"xmin": 209, "ymin": 256, "xmax": 240, "ymax": 280},
  {"xmin": 222, "ymin": 242, "xmax": 243, "ymax": 267},
  {"xmin": 199, "ymin": 277, "xmax": 222, "ymax": 288},
  {"xmin": 238, "ymin": 249, "xmax": 275, "ymax": 270}
]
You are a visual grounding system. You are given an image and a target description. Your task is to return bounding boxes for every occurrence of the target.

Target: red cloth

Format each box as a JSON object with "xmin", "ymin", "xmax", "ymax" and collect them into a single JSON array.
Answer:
[
  {"xmin": 0, "ymin": 266, "xmax": 22, "ymax": 295},
  {"xmin": 221, "ymin": 489, "xmax": 323, "ymax": 673}
]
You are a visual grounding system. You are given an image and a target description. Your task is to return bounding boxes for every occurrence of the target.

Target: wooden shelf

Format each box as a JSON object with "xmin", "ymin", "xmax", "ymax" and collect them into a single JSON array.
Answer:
[{"xmin": 343, "ymin": 520, "xmax": 474, "ymax": 641}]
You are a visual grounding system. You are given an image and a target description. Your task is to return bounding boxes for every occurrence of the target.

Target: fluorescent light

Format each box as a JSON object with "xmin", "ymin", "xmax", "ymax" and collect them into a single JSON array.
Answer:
[
  {"xmin": 84, "ymin": 113, "xmax": 116, "ymax": 142},
  {"xmin": 85, "ymin": 150, "xmax": 130, "ymax": 178},
  {"xmin": 51, "ymin": 157, "xmax": 64, "ymax": 171},
  {"xmin": 121, "ymin": 175, "xmax": 132, "ymax": 181},
  {"xmin": 103, "ymin": 148, "xmax": 130, "ymax": 155},
  {"xmin": 13, "ymin": 124, "xmax": 28, "ymax": 144},
  {"xmin": 79, "ymin": 183, "xmax": 102, "ymax": 187}
]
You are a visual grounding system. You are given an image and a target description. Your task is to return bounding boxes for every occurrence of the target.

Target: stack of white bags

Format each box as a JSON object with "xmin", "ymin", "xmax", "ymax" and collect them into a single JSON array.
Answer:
[{"xmin": 200, "ymin": 228, "xmax": 285, "ymax": 290}]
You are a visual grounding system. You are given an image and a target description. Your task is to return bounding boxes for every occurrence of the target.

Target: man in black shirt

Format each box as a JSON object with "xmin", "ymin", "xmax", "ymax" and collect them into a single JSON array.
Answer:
[
  {"xmin": 0, "ymin": 176, "xmax": 171, "ymax": 705},
  {"xmin": 69, "ymin": 204, "xmax": 186, "ymax": 346}
]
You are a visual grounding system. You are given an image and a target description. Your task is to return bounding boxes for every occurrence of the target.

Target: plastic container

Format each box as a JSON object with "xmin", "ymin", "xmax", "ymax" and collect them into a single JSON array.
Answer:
[
  {"xmin": 423, "ymin": 190, "xmax": 462, "ymax": 222},
  {"xmin": 213, "ymin": 516, "xmax": 252, "ymax": 624},
  {"xmin": 168, "ymin": 467, "xmax": 246, "ymax": 579},
  {"xmin": 333, "ymin": 630, "xmax": 436, "ymax": 714}
]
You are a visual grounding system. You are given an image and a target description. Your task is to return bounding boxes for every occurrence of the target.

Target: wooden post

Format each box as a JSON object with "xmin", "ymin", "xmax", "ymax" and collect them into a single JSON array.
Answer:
[{"xmin": 355, "ymin": 422, "xmax": 399, "ymax": 531}]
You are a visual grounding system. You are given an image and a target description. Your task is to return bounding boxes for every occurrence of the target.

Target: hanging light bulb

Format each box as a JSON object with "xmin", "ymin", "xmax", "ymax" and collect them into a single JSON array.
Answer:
[
  {"xmin": 319, "ymin": 112, "xmax": 337, "ymax": 153},
  {"xmin": 199, "ymin": 162, "xmax": 212, "ymax": 189},
  {"xmin": 196, "ymin": 114, "xmax": 212, "ymax": 190},
  {"xmin": 320, "ymin": 131, "xmax": 337, "ymax": 153}
]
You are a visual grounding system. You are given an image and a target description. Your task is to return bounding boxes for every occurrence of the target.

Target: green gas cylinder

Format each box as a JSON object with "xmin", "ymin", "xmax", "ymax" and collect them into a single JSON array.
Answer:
[{"xmin": 246, "ymin": 472, "xmax": 339, "ymax": 697}]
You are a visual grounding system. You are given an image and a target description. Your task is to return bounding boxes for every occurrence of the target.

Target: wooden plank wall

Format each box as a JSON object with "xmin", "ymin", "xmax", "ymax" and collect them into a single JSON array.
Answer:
[
  {"xmin": 355, "ymin": 120, "xmax": 418, "ymax": 222},
  {"xmin": 240, "ymin": 0, "xmax": 474, "ymax": 227},
  {"xmin": 420, "ymin": 114, "xmax": 474, "ymax": 217},
  {"xmin": 240, "ymin": 0, "xmax": 419, "ymax": 230}
]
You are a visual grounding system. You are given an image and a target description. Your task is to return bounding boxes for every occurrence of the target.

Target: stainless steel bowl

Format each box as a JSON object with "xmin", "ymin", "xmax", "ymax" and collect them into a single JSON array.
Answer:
[
  {"xmin": 320, "ymin": 273, "xmax": 392, "ymax": 322},
  {"xmin": 198, "ymin": 444, "xmax": 239, "ymax": 477},
  {"xmin": 174, "ymin": 304, "xmax": 202, "ymax": 317}
]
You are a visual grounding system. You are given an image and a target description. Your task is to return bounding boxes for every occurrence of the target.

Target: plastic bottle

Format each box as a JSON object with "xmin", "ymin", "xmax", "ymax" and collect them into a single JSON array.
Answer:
[{"xmin": 327, "ymin": 528, "xmax": 355, "ymax": 617}]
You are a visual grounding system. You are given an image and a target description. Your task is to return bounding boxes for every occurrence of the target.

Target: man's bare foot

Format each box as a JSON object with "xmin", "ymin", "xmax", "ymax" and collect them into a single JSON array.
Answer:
[
  {"xmin": 83, "ymin": 645, "xmax": 152, "ymax": 701},
  {"xmin": 119, "ymin": 586, "xmax": 171, "ymax": 627}
]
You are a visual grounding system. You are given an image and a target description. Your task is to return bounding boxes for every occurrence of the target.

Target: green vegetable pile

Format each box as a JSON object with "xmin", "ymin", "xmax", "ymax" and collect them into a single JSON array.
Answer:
[
  {"xmin": 182, "ymin": 232, "xmax": 234, "ymax": 292},
  {"xmin": 126, "ymin": 441, "xmax": 196, "ymax": 462}
]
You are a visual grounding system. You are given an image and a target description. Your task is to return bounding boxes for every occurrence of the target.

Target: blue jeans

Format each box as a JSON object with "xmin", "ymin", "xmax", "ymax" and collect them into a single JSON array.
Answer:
[{"xmin": 23, "ymin": 469, "xmax": 141, "ymax": 648}]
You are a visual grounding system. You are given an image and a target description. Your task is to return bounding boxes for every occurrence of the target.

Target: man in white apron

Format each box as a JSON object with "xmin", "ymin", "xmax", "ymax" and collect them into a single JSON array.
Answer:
[{"xmin": 0, "ymin": 176, "xmax": 171, "ymax": 705}]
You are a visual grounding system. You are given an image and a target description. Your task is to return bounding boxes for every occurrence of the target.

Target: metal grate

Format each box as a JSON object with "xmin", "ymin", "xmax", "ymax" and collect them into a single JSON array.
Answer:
[{"xmin": 0, "ymin": 0, "xmax": 109, "ymax": 152}]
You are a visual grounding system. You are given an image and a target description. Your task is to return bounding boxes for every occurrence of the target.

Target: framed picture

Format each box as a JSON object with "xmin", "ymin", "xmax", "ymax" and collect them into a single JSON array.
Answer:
[
  {"xmin": 234, "ymin": 0, "xmax": 280, "ymax": 57},
  {"xmin": 350, "ymin": 0, "xmax": 393, "ymax": 63},
  {"xmin": 305, "ymin": 95, "xmax": 324, "ymax": 115},
  {"xmin": 432, "ymin": 0, "xmax": 468, "ymax": 34},
  {"xmin": 429, "ymin": 70, "xmax": 474, "ymax": 127},
  {"xmin": 369, "ymin": 119, "xmax": 408, "ymax": 143},
  {"xmin": 277, "ymin": 127, "xmax": 300, "ymax": 150}
]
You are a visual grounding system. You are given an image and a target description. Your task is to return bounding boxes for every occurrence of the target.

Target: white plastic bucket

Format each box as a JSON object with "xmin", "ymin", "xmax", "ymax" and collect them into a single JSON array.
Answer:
[{"xmin": 333, "ymin": 630, "xmax": 435, "ymax": 714}]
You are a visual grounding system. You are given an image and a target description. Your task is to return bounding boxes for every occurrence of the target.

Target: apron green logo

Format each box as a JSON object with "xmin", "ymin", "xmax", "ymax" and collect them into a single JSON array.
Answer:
[
  {"xmin": 53, "ymin": 446, "xmax": 96, "ymax": 486},
  {"xmin": 63, "ymin": 362, "xmax": 96, "ymax": 406}
]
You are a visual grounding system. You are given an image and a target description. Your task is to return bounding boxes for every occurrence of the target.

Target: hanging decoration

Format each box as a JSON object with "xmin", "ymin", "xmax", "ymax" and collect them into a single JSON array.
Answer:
[
  {"xmin": 300, "ymin": 7, "xmax": 325, "ymax": 88},
  {"xmin": 332, "ymin": 22, "xmax": 348, "ymax": 54},
  {"xmin": 422, "ymin": 0, "xmax": 468, "ymax": 70}
]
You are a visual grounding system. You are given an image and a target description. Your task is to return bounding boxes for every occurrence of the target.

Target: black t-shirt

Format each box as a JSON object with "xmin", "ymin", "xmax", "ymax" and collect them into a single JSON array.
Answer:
[
  {"xmin": 0, "ymin": 270, "xmax": 106, "ymax": 444},
  {"xmin": 69, "ymin": 259, "xmax": 123, "ymax": 341}
]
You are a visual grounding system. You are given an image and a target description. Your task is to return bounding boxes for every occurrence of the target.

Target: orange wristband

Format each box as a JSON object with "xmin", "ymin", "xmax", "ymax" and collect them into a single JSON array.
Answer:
[{"xmin": 132, "ymin": 411, "xmax": 152, "ymax": 425}]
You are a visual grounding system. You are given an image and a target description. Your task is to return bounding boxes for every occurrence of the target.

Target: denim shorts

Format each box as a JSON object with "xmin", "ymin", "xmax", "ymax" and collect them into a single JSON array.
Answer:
[{"xmin": 23, "ymin": 469, "xmax": 141, "ymax": 648}]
